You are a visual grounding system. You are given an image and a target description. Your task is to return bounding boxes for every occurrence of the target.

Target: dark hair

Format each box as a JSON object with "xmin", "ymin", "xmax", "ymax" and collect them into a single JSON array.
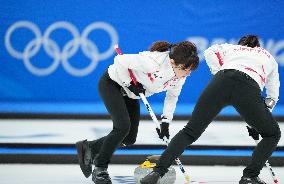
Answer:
[
  {"xmin": 149, "ymin": 41, "xmax": 199, "ymax": 71},
  {"xmin": 238, "ymin": 35, "xmax": 260, "ymax": 48}
]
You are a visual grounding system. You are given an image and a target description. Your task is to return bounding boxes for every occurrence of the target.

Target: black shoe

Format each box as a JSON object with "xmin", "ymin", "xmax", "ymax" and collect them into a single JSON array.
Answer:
[
  {"xmin": 239, "ymin": 176, "xmax": 267, "ymax": 184},
  {"xmin": 140, "ymin": 171, "xmax": 161, "ymax": 184},
  {"xmin": 75, "ymin": 140, "xmax": 92, "ymax": 178},
  {"xmin": 92, "ymin": 167, "xmax": 112, "ymax": 184}
]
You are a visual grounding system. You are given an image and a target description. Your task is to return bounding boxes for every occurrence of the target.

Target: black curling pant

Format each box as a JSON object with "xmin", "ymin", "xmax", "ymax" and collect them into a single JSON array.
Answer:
[
  {"xmin": 90, "ymin": 71, "xmax": 140, "ymax": 168},
  {"xmin": 155, "ymin": 69, "xmax": 281, "ymax": 178}
]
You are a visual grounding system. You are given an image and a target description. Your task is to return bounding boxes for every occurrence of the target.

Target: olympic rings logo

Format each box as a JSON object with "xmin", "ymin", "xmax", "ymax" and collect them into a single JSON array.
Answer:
[{"xmin": 5, "ymin": 21, "xmax": 118, "ymax": 76}]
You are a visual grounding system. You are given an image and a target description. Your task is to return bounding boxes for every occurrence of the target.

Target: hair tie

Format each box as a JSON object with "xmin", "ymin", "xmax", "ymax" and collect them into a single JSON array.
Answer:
[
  {"xmin": 169, "ymin": 46, "xmax": 173, "ymax": 54},
  {"xmin": 169, "ymin": 43, "xmax": 176, "ymax": 54}
]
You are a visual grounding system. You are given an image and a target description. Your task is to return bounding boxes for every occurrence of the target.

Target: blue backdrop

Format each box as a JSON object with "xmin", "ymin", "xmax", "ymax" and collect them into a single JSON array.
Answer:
[{"xmin": 0, "ymin": 0, "xmax": 283, "ymax": 116}]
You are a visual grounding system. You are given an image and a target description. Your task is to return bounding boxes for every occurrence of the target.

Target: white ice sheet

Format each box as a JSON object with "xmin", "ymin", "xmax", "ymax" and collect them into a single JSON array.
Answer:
[
  {"xmin": 0, "ymin": 119, "xmax": 283, "ymax": 146},
  {"xmin": 0, "ymin": 164, "xmax": 283, "ymax": 184}
]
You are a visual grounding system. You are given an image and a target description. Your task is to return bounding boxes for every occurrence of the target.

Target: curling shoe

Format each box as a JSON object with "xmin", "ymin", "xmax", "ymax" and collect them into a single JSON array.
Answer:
[
  {"xmin": 75, "ymin": 140, "xmax": 92, "ymax": 178},
  {"xmin": 92, "ymin": 167, "xmax": 112, "ymax": 184},
  {"xmin": 239, "ymin": 176, "xmax": 267, "ymax": 184},
  {"xmin": 140, "ymin": 171, "xmax": 161, "ymax": 184}
]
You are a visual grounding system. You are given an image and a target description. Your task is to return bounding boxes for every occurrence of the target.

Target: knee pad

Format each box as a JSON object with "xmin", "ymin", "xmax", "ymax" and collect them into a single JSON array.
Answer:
[
  {"xmin": 260, "ymin": 124, "xmax": 281, "ymax": 142},
  {"xmin": 115, "ymin": 125, "xmax": 131, "ymax": 137},
  {"xmin": 182, "ymin": 126, "xmax": 202, "ymax": 142}
]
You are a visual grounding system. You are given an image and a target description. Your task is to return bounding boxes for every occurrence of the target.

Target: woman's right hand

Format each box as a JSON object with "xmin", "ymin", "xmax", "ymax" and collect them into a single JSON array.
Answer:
[
  {"xmin": 156, "ymin": 122, "xmax": 170, "ymax": 140},
  {"xmin": 127, "ymin": 81, "xmax": 145, "ymax": 96}
]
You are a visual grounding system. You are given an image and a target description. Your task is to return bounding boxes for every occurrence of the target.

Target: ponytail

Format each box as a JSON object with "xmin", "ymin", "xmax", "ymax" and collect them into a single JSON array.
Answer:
[
  {"xmin": 238, "ymin": 35, "xmax": 260, "ymax": 48},
  {"xmin": 149, "ymin": 41, "xmax": 172, "ymax": 52}
]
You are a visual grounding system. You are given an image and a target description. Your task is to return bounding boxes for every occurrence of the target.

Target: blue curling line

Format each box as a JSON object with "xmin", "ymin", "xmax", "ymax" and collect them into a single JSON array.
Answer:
[{"xmin": 0, "ymin": 148, "xmax": 283, "ymax": 157}]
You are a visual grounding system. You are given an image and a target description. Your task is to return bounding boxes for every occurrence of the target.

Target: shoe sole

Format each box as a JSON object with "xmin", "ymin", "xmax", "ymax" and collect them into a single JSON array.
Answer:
[
  {"xmin": 93, "ymin": 179, "xmax": 112, "ymax": 184},
  {"xmin": 75, "ymin": 140, "xmax": 92, "ymax": 178}
]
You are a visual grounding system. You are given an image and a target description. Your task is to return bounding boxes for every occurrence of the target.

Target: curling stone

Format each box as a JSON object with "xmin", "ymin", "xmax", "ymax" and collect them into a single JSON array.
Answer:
[{"xmin": 134, "ymin": 155, "xmax": 176, "ymax": 184}]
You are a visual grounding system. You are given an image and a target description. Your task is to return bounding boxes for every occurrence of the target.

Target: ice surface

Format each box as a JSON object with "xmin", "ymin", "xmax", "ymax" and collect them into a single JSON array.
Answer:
[{"xmin": 0, "ymin": 164, "xmax": 283, "ymax": 184}]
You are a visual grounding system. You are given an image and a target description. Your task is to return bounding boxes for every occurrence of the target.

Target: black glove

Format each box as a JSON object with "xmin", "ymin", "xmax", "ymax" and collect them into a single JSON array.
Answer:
[
  {"xmin": 265, "ymin": 98, "xmax": 276, "ymax": 112},
  {"xmin": 127, "ymin": 81, "xmax": 145, "ymax": 96},
  {"xmin": 246, "ymin": 126, "xmax": 259, "ymax": 140},
  {"xmin": 156, "ymin": 122, "xmax": 170, "ymax": 140}
]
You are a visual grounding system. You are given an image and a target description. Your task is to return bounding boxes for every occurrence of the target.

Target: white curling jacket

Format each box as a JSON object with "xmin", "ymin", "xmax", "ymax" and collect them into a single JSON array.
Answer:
[
  {"xmin": 204, "ymin": 43, "xmax": 280, "ymax": 103},
  {"xmin": 108, "ymin": 51, "xmax": 186, "ymax": 122}
]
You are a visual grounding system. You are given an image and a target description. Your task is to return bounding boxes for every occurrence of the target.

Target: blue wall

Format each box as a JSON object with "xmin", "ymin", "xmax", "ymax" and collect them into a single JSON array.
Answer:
[{"xmin": 0, "ymin": 0, "xmax": 283, "ymax": 115}]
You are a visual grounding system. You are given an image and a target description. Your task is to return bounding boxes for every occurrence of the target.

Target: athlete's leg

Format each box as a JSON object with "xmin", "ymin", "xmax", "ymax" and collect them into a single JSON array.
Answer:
[
  {"xmin": 88, "ymin": 136, "xmax": 106, "ymax": 159},
  {"xmin": 154, "ymin": 71, "xmax": 233, "ymax": 175},
  {"xmin": 94, "ymin": 72, "xmax": 133, "ymax": 168},
  {"xmin": 89, "ymin": 88, "xmax": 140, "ymax": 162},
  {"xmin": 122, "ymin": 96, "xmax": 140, "ymax": 146},
  {"xmin": 232, "ymin": 79, "xmax": 281, "ymax": 178}
]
